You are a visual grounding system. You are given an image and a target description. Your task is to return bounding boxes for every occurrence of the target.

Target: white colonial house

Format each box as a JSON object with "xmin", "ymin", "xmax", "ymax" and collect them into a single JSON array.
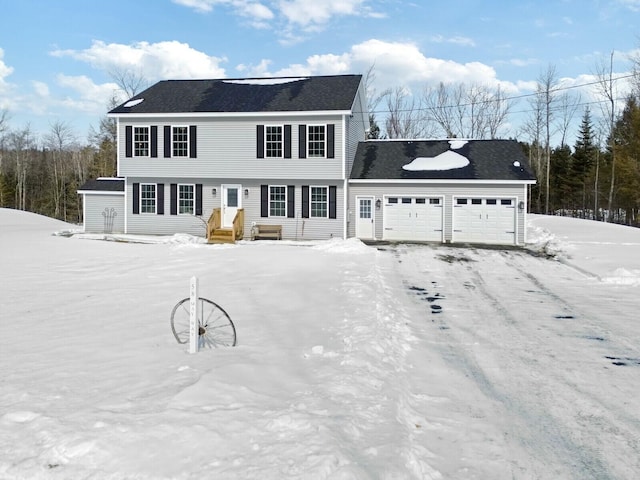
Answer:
[{"xmin": 79, "ymin": 74, "xmax": 536, "ymax": 246}]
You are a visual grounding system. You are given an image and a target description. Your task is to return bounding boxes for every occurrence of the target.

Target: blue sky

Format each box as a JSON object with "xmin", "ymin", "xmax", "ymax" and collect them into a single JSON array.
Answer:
[{"xmin": 1, "ymin": 0, "xmax": 639, "ymax": 142}]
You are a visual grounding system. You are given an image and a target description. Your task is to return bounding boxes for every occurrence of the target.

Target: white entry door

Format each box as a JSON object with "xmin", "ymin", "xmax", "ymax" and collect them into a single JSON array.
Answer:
[
  {"xmin": 222, "ymin": 184, "xmax": 242, "ymax": 228},
  {"xmin": 356, "ymin": 196, "xmax": 375, "ymax": 240}
]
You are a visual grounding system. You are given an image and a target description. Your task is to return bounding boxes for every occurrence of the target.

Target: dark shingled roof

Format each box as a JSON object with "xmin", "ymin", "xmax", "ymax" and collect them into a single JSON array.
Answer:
[
  {"xmin": 350, "ymin": 139, "xmax": 536, "ymax": 182},
  {"xmin": 78, "ymin": 178, "xmax": 125, "ymax": 192},
  {"xmin": 109, "ymin": 75, "xmax": 363, "ymax": 114}
]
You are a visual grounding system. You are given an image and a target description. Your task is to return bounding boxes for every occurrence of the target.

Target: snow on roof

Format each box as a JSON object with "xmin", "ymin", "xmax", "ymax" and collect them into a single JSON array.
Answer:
[
  {"xmin": 402, "ymin": 150, "xmax": 470, "ymax": 171},
  {"xmin": 222, "ymin": 77, "xmax": 309, "ymax": 85},
  {"xmin": 448, "ymin": 139, "xmax": 468, "ymax": 150},
  {"xmin": 123, "ymin": 98, "xmax": 144, "ymax": 107}
]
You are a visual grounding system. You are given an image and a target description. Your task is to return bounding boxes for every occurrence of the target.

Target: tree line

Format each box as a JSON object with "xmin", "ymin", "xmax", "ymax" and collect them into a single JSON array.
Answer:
[{"xmin": 1, "ymin": 56, "xmax": 639, "ymax": 227}]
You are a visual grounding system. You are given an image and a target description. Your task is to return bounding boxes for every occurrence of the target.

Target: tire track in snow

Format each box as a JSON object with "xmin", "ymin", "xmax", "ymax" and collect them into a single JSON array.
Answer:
[{"xmin": 391, "ymin": 244, "xmax": 621, "ymax": 480}]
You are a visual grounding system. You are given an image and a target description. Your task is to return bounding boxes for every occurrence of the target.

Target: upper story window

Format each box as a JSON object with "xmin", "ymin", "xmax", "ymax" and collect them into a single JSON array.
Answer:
[
  {"xmin": 265, "ymin": 126, "xmax": 283, "ymax": 158},
  {"xmin": 172, "ymin": 126, "xmax": 189, "ymax": 157},
  {"xmin": 134, "ymin": 127, "xmax": 149, "ymax": 157},
  {"xmin": 308, "ymin": 125, "xmax": 326, "ymax": 157},
  {"xmin": 140, "ymin": 184, "xmax": 156, "ymax": 214}
]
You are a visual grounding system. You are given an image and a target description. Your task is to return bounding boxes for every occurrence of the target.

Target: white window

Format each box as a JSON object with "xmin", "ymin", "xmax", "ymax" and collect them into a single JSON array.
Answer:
[
  {"xmin": 172, "ymin": 126, "xmax": 189, "ymax": 157},
  {"xmin": 140, "ymin": 184, "xmax": 156, "ymax": 214},
  {"xmin": 269, "ymin": 185, "xmax": 286, "ymax": 217},
  {"xmin": 310, "ymin": 186, "xmax": 328, "ymax": 218},
  {"xmin": 265, "ymin": 126, "xmax": 283, "ymax": 158},
  {"xmin": 179, "ymin": 184, "xmax": 195, "ymax": 215},
  {"xmin": 134, "ymin": 126, "xmax": 149, "ymax": 157},
  {"xmin": 308, "ymin": 125, "xmax": 326, "ymax": 158}
]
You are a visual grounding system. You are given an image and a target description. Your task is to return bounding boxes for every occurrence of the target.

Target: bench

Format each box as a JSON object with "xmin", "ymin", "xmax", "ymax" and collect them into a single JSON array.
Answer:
[{"xmin": 251, "ymin": 224, "xmax": 282, "ymax": 241}]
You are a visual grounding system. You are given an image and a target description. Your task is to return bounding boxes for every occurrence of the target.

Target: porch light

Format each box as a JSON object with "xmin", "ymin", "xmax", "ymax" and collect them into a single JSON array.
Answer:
[
  {"xmin": 375, "ymin": 199, "xmax": 381, "ymax": 210},
  {"xmin": 244, "ymin": 188, "xmax": 249, "ymax": 198},
  {"xmin": 212, "ymin": 188, "xmax": 217, "ymax": 196}
]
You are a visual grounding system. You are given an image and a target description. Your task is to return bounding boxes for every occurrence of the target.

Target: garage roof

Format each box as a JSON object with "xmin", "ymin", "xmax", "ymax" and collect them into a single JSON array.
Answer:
[{"xmin": 350, "ymin": 139, "xmax": 536, "ymax": 182}]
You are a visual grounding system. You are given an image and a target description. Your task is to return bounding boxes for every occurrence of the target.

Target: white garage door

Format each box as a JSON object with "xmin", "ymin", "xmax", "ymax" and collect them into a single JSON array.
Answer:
[
  {"xmin": 453, "ymin": 197, "xmax": 516, "ymax": 244},
  {"xmin": 383, "ymin": 196, "xmax": 443, "ymax": 242}
]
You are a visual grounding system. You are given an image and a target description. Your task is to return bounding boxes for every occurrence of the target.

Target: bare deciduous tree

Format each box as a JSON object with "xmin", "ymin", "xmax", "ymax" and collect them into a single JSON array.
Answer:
[
  {"xmin": 109, "ymin": 68, "xmax": 149, "ymax": 100},
  {"xmin": 383, "ymin": 87, "xmax": 428, "ymax": 139},
  {"xmin": 593, "ymin": 52, "xmax": 619, "ymax": 220},
  {"xmin": 423, "ymin": 82, "xmax": 512, "ymax": 139}
]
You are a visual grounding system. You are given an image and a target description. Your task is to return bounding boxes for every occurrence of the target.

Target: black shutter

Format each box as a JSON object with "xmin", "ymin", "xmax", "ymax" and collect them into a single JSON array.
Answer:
[
  {"xmin": 301, "ymin": 185, "xmax": 309, "ymax": 218},
  {"xmin": 284, "ymin": 125, "xmax": 292, "ymax": 158},
  {"xmin": 157, "ymin": 183, "xmax": 164, "ymax": 215},
  {"xmin": 125, "ymin": 126, "xmax": 132, "ymax": 158},
  {"xmin": 195, "ymin": 184, "xmax": 203, "ymax": 216},
  {"xmin": 170, "ymin": 184, "xmax": 177, "ymax": 215},
  {"xmin": 132, "ymin": 182, "xmax": 139, "ymax": 214},
  {"xmin": 287, "ymin": 185, "xmax": 295, "ymax": 218},
  {"xmin": 151, "ymin": 126, "xmax": 158, "ymax": 158},
  {"xmin": 329, "ymin": 186, "xmax": 337, "ymax": 219},
  {"xmin": 260, "ymin": 185, "xmax": 269, "ymax": 217},
  {"xmin": 298, "ymin": 125, "xmax": 306, "ymax": 158},
  {"xmin": 164, "ymin": 126, "xmax": 171, "ymax": 157},
  {"xmin": 257, "ymin": 125, "xmax": 264, "ymax": 158},
  {"xmin": 189, "ymin": 126, "xmax": 197, "ymax": 158},
  {"xmin": 327, "ymin": 124, "xmax": 335, "ymax": 159}
]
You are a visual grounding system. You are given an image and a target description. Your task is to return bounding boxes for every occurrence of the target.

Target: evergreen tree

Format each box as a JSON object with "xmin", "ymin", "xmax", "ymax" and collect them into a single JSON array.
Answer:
[{"xmin": 571, "ymin": 107, "xmax": 597, "ymax": 216}]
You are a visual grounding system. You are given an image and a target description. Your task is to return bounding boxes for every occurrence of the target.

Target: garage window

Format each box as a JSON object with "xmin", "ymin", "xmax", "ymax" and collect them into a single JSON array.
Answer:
[
  {"xmin": 416, "ymin": 198, "xmax": 426, "ymax": 204},
  {"xmin": 457, "ymin": 199, "xmax": 467, "ymax": 205},
  {"xmin": 486, "ymin": 199, "xmax": 497, "ymax": 205},
  {"xmin": 402, "ymin": 198, "xmax": 411, "ymax": 204},
  {"xmin": 501, "ymin": 199, "xmax": 513, "ymax": 205},
  {"xmin": 388, "ymin": 198, "xmax": 398, "ymax": 204},
  {"xmin": 430, "ymin": 198, "xmax": 440, "ymax": 205},
  {"xmin": 472, "ymin": 198, "xmax": 482, "ymax": 205}
]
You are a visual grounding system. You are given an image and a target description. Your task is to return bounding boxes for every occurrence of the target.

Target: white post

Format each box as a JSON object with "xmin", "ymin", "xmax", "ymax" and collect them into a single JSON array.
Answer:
[{"xmin": 189, "ymin": 276, "xmax": 199, "ymax": 354}]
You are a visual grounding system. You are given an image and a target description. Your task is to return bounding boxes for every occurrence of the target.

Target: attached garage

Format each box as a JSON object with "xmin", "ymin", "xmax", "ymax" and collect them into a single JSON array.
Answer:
[
  {"xmin": 348, "ymin": 139, "xmax": 536, "ymax": 246},
  {"xmin": 383, "ymin": 196, "xmax": 443, "ymax": 242}
]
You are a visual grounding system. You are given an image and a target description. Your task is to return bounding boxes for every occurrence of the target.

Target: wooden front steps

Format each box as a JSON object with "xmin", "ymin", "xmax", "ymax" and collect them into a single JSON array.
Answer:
[
  {"xmin": 208, "ymin": 227, "xmax": 236, "ymax": 244},
  {"xmin": 206, "ymin": 208, "xmax": 244, "ymax": 244}
]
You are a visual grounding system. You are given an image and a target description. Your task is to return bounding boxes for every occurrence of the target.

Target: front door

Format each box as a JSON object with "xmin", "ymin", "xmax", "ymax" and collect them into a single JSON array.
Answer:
[
  {"xmin": 355, "ymin": 196, "xmax": 375, "ymax": 240},
  {"xmin": 222, "ymin": 184, "xmax": 241, "ymax": 228}
]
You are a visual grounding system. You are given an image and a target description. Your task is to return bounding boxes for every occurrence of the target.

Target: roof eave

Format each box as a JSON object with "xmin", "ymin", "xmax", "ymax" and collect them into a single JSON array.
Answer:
[
  {"xmin": 349, "ymin": 179, "xmax": 537, "ymax": 184},
  {"xmin": 107, "ymin": 110, "xmax": 353, "ymax": 118}
]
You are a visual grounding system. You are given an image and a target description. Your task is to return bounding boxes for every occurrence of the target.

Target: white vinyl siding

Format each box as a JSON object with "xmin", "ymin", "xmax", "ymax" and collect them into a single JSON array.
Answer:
[
  {"xmin": 82, "ymin": 194, "xmax": 125, "ymax": 234},
  {"xmin": 118, "ymin": 115, "xmax": 345, "ymax": 180}
]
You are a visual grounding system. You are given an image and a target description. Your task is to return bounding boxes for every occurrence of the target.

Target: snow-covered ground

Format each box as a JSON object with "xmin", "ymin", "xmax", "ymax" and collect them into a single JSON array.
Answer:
[{"xmin": 1, "ymin": 209, "xmax": 639, "ymax": 479}]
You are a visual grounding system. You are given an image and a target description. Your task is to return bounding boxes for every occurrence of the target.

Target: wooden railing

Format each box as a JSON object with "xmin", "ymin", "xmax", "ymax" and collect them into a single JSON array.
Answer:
[
  {"xmin": 206, "ymin": 208, "xmax": 244, "ymax": 243},
  {"xmin": 232, "ymin": 208, "xmax": 244, "ymax": 241}
]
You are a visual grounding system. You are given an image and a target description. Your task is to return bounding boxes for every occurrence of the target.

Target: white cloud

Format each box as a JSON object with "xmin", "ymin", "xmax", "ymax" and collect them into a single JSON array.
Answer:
[
  {"xmin": 618, "ymin": 0, "xmax": 640, "ymax": 11},
  {"xmin": 174, "ymin": 0, "xmax": 382, "ymax": 42},
  {"xmin": 0, "ymin": 48, "xmax": 14, "ymax": 95},
  {"xmin": 431, "ymin": 34, "xmax": 476, "ymax": 47},
  {"xmin": 51, "ymin": 40, "xmax": 227, "ymax": 80},
  {"xmin": 172, "ymin": 0, "xmax": 274, "ymax": 22},
  {"xmin": 276, "ymin": 0, "xmax": 365, "ymax": 28}
]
